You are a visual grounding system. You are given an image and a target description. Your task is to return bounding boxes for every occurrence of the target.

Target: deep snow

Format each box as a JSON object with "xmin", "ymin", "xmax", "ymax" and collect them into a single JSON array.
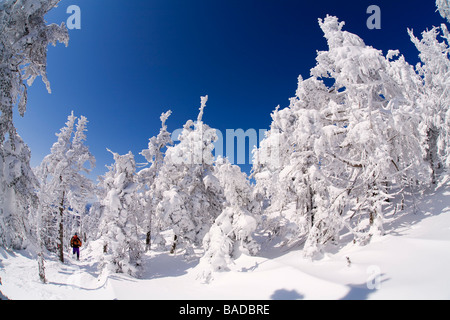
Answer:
[{"xmin": 1, "ymin": 179, "xmax": 449, "ymax": 300}]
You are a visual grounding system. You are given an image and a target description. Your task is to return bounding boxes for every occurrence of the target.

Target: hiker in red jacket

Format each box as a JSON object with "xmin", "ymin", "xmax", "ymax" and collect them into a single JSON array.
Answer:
[{"xmin": 70, "ymin": 233, "xmax": 82, "ymax": 261}]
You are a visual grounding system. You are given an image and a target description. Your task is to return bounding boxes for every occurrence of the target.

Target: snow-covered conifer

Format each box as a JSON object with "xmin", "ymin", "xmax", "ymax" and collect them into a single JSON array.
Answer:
[
  {"xmin": 254, "ymin": 16, "xmax": 430, "ymax": 257},
  {"xmin": 99, "ymin": 150, "xmax": 143, "ymax": 277},
  {"xmin": 37, "ymin": 112, "xmax": 95, "ymax": 262},
  {"xmin": 306, "ymin": 16, "xmax": 429, "ymax": 250},
  {"xmin": 199, "ymin": 157, "xmax": 259, "ymax": 282},
  {"xmin": 0, "ymin": 134, "xmax": 38, "ymax": 249},
  {"xmin": 409, "ymin": 23, "xmax": 450, "ymax": 180},
  {"xmin": 0, "ymin": 0, "xmax": 69, "ymax": 144},
  {"xmin": 138, "ymin": 110, "xmax": 173, "ymax": 251},
  {"xmin": 252, "ymin": 76, "xmax": 331, "ymax": 247},
  {"xmin": 0, "ymin": 0, "xmax": 68, "ymax": 251},
  {"xmin": 156, "ymin": 96, "xmax": 223, "ymax": 254}
]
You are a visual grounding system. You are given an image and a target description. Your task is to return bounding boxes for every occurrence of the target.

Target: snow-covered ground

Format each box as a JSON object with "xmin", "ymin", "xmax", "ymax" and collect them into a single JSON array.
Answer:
[{"xmin": 1, "ymin": 180, "xmax": 449, "ymax": 300}]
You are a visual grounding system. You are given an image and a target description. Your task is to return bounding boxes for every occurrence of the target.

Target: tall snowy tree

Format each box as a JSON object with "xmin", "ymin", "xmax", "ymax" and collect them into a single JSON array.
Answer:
[
  {"xmin": 138, "ymin": 110, "xmax": 173, "ymax": 251},
  {"xmin": 253, "ymin": 16, "xmax": 431, "ymax": 257},
  {"xmin": 409, "ymin": 22, "xmax": 450, "ymax": 181},
  {"xmin": 252, "ymin": 76, "xmax": 331, "ymax": 247},
  {"xmin": 199, "ymin": 156, "xmax": 260, "ymax": 282},
  {"xmin": 155, "ymin": 96, "xmax": 223, "ymax": 255},
  {"xmin": 37, "ymin": 112, "xmax": 95, "ymax": 263},
  {"xmin": 99, "ymin": 150, "xmax": 143, "ymax": 278},
  {"xmin": 0, "ymin": 0, "xmax": 68, "ymax": 250},
  {"xmin": 306, "ymin": 16, "xmax": 429, "ymax": 252},
  {"xmin": 0, "ymin": 0, "xmax": 68, "ymax": 143},
  {"xmin": 0, "ymin": 133, "xmax": 38, "ymax": 249}
]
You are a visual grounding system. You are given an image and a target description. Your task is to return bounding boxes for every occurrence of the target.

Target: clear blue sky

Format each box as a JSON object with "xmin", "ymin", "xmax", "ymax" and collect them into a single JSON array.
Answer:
[{"xmin": 15, "ymin": 0, "xmax": 444, "ymax": 179}]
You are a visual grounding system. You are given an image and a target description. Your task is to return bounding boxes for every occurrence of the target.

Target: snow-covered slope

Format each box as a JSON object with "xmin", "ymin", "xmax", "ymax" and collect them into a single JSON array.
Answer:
[{"xmin": 1, "ymin": 180, "xmax": 449, "ymax": 300}]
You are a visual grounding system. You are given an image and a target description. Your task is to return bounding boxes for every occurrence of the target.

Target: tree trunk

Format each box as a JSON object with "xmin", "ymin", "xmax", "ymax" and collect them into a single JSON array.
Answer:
[
  {"xmin": 170, "ymin": 235, "xmax": 178, "ymax": 254},
  {"xmin": 145, "ymin": 213, "xmax": 152, "ymax": 251},
  {"xmin": 58, "ymin": 190, "xmax": 65, "ymax": 263},
  {"xmin": 427, "ymin": 127, "xmax": 439, "ymax": 185},
  {"xmin": 38, "ymin": 252, "xmax": 47, "ymax": 283},
  {"xmin": 36, "ymin": 204, "xmax": 47, "ymax": 283},
  {"xmin": 145, "ymin": 231, "xmax": 151, "ymax": 252},
  {"xmin": 308, "ymin": 185, "xmax": 315, "ymax": 228}
]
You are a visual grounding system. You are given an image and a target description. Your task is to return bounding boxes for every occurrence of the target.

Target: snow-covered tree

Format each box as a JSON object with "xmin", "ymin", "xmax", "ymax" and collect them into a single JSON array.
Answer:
[
  {"xmin": 253, "ymin": 16, "xmax": 431, "ymax": 258},
  {"xmin": 37, "ymin": 112, "xmax": 95, "ymax": 262},
  {"xmin": 409, "ymin": 23, "xmax": 450, "ymax": 181},
  {"xmin": 138, "ymin": 110, "xmax": 173, "ymax": 251},
  {"xmin": 99, "ymin": 150, "xmax": 143, "ymax": 277},
  {"xmin": 198, "ymin": 157, "xmax": 260, "ymax": 282},
  {"xmin": 306, "ymin": 16, "xmax": 429, "ymax": 250},
  {"xmin": 155, "ymin": 96, "xmax": 223, "ymax": 254},
  {"xmin": 437, "ymin": 0, "xmax": 450, "ymax": 23},
  {"xmin": 252, "ymin": 76, "xmax": 331, "ymax": 247},
  {"xmin": 0, "ymin": 0, "xmax": 68, "ymax": 250},
  {"xmin": 0, "ymin": 0, "xmax": 68, "ymax": 144},
  {"xmin": 0, "ymin": 133, "xmax": 38, "ymax": 249}
]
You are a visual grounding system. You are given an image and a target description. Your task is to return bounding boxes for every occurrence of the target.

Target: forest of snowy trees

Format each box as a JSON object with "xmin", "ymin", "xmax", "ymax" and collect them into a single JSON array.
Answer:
[{"xmin": 0, "ymin": 0, "xmax": 449, "ymax": 284}]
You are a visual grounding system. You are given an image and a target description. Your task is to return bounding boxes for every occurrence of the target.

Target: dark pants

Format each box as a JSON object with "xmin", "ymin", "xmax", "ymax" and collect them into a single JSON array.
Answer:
[{"xmin": 73, "ymin": 247, "xmax": 80, "ymax": 260}]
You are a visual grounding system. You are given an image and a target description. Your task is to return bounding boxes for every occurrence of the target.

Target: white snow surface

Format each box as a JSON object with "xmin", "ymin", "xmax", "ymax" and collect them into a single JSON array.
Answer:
[{"xmin": 1, "ymin": 181, "xmax": 449, "ymax": 300}]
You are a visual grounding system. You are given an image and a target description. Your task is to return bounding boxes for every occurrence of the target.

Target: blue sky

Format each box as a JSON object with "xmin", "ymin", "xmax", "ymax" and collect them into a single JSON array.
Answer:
[{"xmin": 15, "ymin": 0, "xmax": 444, "ymax": 179}]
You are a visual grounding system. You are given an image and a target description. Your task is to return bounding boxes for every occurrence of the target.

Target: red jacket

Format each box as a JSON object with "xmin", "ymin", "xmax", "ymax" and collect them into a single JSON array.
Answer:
[{"xmin": 70, "ymin": 236, "xmax": 82, "ymax": 248}]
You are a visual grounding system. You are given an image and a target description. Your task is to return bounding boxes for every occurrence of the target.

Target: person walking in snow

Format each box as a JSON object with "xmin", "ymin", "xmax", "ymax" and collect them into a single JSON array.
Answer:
[{"xmin": 70, "ymin": 233, "xmax": 82, "ymax": 261}]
